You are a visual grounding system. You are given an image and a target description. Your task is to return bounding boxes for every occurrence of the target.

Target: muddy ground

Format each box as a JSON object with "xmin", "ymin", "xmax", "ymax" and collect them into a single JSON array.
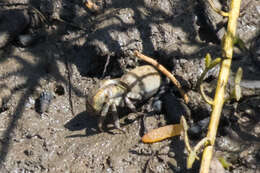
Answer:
[{"xmin": 0, "ymin": 0, "xmax": 260, "ymax": 172}]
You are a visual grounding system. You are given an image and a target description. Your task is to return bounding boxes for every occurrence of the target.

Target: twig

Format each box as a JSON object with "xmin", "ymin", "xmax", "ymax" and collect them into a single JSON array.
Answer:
[
  {"xmin": 199, "ymin": 0, "xmax": 242, "ymax": 172},
  {"xmin": 134, "ymin": 51, "xmax": 189, "ymax": 104},
  {"xmin": 180, "ymin": 116, "xmax": 192, "ymax": 153},
  {"xmin": 200, "ymin": 83, "xmax": 214, "ymax": 105},
  {"xmin": 102, "ymin": 55, "xmax": 111, "ymax": 78},
  {"xmin": 207, "ymin": 0, "xmax": 229, "ymax": 17},
  {"xmin": 64, "ymin": 48, "xmax": 75, "ymax": 116},
  {"xmin": 196, "ymin": 55, "xmax": 221, "ymax": 90},
  {"xmin": 181, "ymin": 116, "xmax": 210, "ymax": 169}
]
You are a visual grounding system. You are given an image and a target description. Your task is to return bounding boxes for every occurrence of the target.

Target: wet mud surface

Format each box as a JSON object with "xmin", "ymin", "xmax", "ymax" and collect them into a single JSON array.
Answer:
[{"xmin": 0, "ymin": 0, "xmax": 260, "ymax": 172}]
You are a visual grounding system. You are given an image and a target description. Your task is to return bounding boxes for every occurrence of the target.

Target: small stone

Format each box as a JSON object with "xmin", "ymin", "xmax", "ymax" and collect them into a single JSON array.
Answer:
[
  {"xmin": 168, "ymin": 151, "xmax": 175, "ymax": 158},
  {"xmin": 152, "ymin": 100, "xmax": 162, "ymax": 113},
  {"xmin": 198, "ymin": 117, "xmax": 210, "ymax": 130},
  {"xmin": 188, "ymin": 125, "xmax": 202, "ymax": 139},
  {"xmin": 17, "ymin": 34, "xmax": 37, "ymax": 47}
]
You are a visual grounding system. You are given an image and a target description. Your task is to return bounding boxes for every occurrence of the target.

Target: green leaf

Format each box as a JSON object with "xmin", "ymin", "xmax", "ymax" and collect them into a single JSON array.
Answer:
[
  {"xmin": 218, "ymin": 157, "xmax": 232, "ymax": 170},
  {"xmin": 234, "ymin": 85, "xmax": 241, "ymax": 101},
  {"xmin": 187, "ymin": 151, "xmax": 197, "ymax": 169},
  {"xmin": 234, "ymin": 36, "xmax": 247, "ymax": 52},
  {"xmin": 235, "ymin": 67, "xmax": 243, "ymax": 84},
  {"xmin": 205, "ymin": 53, "xmax": 212, "ymax": 68},
  {"xmin": 208, "ymin": 57, "xmax": 221, "ymax": 69}
]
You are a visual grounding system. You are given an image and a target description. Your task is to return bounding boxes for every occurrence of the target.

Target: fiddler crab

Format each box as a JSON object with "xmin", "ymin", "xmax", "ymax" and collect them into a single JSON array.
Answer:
[{"xmin": 86, "ymin": 65, "xmax": 161, "ymax": 132}]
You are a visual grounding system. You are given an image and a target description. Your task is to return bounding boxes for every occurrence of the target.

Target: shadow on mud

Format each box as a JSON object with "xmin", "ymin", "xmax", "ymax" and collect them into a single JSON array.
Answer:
[{"xmin": 64, "ymin": 111, "xmax": 99, "ymax": 137}]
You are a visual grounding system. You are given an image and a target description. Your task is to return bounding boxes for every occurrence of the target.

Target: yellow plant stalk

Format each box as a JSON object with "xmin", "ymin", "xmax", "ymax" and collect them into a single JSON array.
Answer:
[{"xmin": 199, "ymin": 0, "xmax": 242, "ymax": 172}]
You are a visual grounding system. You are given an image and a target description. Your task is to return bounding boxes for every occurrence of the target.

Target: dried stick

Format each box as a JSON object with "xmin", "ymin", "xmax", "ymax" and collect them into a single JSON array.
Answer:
[
  {"xmin": 199, "ymin": 0, "xmax": 242, "ymax": 172},
  {"xmin": 134, "ymin": 51, "xmax": 189, "ymax": 103},
  {"xmin": 207, "ymin": 0, "xmax": 229, "ymax": 17}
]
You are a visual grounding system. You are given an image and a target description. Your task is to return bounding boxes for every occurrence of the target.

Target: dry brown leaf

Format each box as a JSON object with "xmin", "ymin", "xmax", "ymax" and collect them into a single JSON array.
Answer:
[
  {"xmin": 142, "ymin": 124, "xmax": 182, "ymax": 143},
  {"xmin": 85, "ymin": 0, "xmax": 100, "ymax": 12}
]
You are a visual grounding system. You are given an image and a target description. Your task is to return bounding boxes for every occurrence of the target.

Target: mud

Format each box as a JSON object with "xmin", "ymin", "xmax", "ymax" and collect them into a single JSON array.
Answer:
[{"xmin": 0, "ymin": 0, "xmax": 260, "ymax": 172}]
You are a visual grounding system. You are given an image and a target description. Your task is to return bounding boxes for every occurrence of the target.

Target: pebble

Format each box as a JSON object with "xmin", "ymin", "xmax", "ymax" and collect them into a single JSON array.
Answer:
[
  {"xmin": 188, "ymin": 117, "xmax": 210, "ymax": 139},
  {"xmin": 152, "ymin": 100, "xmax": 162, "ymax": 113},
  {"xmin": 17, "ymin": 34, "xmax": 38, "ymax": 47},
  {"xmin": 188, "ymin": 125, "xmax": 201, "ymax": 139},
  {"xmin": 168, "ymin": 151, "xmax": 175, "ymax": 158}
]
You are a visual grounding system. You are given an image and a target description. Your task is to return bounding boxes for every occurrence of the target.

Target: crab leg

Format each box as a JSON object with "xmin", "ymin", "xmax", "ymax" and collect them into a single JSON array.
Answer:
[
  {"xmin": 125, "ymin": 97, "xmax": 136, "ymax": 112},
  {"xmin": 127, "ymin": 92, "xmax": 142, "ymax": 100},
  {"xmin": 111, "ymin": 103, "xmax": 120, "ymax": 128},
  {"xmin": 124, "ymin": 92, "xmax": 142, "ymax": 112},
  {"xmin": 99, "ymin": 101, "xmax": 111, "ymax": 131},
  {"xmin": 111, "ymin": 103, "xmax": 125, "ymax": 133}
]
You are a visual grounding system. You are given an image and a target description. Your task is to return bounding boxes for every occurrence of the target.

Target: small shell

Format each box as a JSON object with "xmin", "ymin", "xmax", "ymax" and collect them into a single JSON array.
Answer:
[{"xmin": 36, "ymin": 91, "xmax": 53, "ymax": 114}]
